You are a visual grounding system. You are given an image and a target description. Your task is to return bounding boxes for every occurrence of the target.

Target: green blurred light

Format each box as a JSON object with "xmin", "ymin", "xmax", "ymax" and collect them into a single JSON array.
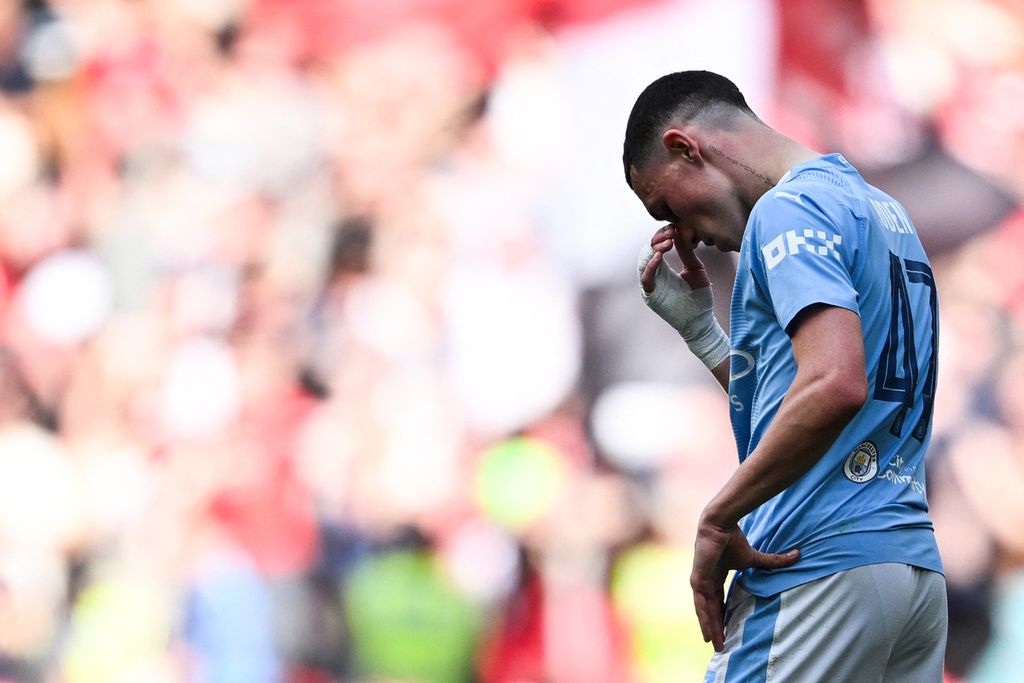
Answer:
[
  {"xmin": 611, "ymin": 542, "xmax": 713, "ymax": 683},
  {"xmin": 474, "ymin": 436, "xmax": 568, "ymax": 532}
]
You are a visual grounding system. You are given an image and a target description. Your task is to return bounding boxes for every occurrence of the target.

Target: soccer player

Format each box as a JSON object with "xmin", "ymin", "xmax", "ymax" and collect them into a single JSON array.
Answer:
[{"xmin": 623, "ymin": 71, "xmax": 946, "ymax": 681}]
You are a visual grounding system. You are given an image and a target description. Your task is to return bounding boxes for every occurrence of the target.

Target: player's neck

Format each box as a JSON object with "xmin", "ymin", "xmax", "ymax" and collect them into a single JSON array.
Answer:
[
  {"xmin": 708, "ymin": 122, "xmax": 821, "ymax": 208},
  {"xmin": 768, "ymin": 130, "xmax": 822, "ymax": 186}
]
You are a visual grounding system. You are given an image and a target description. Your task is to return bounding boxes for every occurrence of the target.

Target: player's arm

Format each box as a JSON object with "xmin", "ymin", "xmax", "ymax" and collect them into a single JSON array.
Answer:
[
  {"xmin": 702, "ymin": 303, "xmax": 866, "ymax": 524},
  {"xmin": 638, "ymin": 225, "xmax": 730, "ymax": 391},
  {"xmin": 708, "ymin": 357, "xmax": 729, "ymax": 392},
  {"xmin": 690, "ymin": 303, "xmax": 867, "ymax": 650}
]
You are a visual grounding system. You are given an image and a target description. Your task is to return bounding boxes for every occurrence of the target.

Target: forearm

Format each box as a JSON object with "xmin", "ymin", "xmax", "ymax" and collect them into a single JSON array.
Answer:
[
  {"xmin": 711, "ymin": 356, "xmax": 729, "ymax": 393},
  {"xmin": 702, "ymin": 370, "xmax": 863, "ymax": 528}
]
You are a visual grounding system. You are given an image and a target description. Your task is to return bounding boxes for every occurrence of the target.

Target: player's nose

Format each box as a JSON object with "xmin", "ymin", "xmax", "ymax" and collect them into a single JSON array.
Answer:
[{"xmin": 672, "ymin": 223, "xmax": 701, "ymax": 249}]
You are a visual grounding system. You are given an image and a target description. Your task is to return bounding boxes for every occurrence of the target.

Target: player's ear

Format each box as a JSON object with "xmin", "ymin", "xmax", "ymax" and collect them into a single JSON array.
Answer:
[{"xmin": 662, "ymin": 129, "xmax": 702, "ymax": 164}]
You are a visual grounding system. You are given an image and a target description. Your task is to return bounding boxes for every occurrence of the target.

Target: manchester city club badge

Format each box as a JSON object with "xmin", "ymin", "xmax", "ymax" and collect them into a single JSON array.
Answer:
[{"xmin": 843, "ymin": 441, "xmax": 879, "ymax": 483}]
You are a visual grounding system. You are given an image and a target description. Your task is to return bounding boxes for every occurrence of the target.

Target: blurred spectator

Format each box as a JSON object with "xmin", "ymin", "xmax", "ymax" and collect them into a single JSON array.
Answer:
[
  {"xmin": 181, "ymin": 514, "xmax": 281, "ymax": 683},
  {"xmin": 344, "ymin": 529, "xmax": 482, "ymax": 683}
]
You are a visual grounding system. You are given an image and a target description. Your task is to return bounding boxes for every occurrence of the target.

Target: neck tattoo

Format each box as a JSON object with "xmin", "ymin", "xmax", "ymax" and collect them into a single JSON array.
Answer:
[{"xmin": 708, "ymin": 144, "xmax": 776, "ymax": 188}]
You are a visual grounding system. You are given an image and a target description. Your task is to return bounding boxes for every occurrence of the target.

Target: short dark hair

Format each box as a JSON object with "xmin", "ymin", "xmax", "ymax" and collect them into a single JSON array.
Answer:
[{"xmin": 622, "ymin": 70, "xmax": 757, "ymax": 188}]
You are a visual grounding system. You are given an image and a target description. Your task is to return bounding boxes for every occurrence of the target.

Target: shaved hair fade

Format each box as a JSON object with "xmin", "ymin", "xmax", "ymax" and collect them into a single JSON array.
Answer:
[{"xmin": 622, "ymin": 70, "xmax": 760, "ymax": 188}]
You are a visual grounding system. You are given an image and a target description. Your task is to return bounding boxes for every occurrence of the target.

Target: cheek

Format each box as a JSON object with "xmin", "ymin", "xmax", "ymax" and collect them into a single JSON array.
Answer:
[
  {"xmin": 720, "ymin": 196, "xmax": 745, "ymax": 225},
  {"xmin": 708, "ymin": 187, "xmax": 745, "ymax": 227}
]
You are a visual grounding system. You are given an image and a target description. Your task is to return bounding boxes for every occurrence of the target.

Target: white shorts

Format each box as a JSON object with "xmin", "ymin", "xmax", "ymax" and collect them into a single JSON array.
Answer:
[{"xmin": 704, "ymin": 563, "xmax": 948, "ymax": 682}]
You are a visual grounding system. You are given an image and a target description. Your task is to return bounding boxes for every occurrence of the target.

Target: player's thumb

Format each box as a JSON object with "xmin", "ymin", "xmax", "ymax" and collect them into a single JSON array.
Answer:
[
  {"xmin": 637, "ymin": 243, "xmax": 665, "ymax": 295},
  {"xmin": 637, "ymin": 243, "xmax": 657, "ymax": 277},
  {"xmin": 751, "ymin": 548, "xmax": 800, "ymax": 569}
]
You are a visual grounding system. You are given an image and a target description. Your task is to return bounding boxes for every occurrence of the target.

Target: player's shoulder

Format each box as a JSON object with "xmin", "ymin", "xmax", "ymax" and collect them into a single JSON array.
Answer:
[
  {"xmin": 750, "ymin": 157, "xmax": 865, "ymax": 239},
  {"xmin": 760, "ymin": 162, "xmax": 856, "ymax": 214},
  {"xmin": 742, "ymin": 160, "xmax": 868, "ymax": 272},
  {"xmin": 749, "ymin": 179, "xmax": 844, "ymax": 241}
]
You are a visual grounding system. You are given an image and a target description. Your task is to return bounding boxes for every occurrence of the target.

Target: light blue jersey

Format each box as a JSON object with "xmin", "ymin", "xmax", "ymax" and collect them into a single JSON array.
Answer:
[{"xmin": 729, "ymin": 153, "xmax": 943, "ymax": 597}]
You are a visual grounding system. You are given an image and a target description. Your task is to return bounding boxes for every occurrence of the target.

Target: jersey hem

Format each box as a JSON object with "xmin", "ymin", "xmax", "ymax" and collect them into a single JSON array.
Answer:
[{"xmin": 735, "ymin": 527, "xmax": 943, "ymax": 598}]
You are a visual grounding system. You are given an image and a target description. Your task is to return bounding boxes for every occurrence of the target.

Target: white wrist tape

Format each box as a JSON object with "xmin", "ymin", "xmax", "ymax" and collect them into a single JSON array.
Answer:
[{"xmin": 637, "ymin": 244, "xmax": 730, "ymax": 369}]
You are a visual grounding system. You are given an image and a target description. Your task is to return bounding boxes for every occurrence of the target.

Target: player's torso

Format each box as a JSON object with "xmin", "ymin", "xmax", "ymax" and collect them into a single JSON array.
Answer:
[{"xmin": 726, "ymin": 155, "xmax": 941, "ymax": 593}]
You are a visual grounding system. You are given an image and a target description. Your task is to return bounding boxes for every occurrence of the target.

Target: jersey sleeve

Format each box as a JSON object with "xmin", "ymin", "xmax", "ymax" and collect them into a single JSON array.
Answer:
[{"xmin": 749, "ymin": 186, "xmax": 861, "ymax": 333}]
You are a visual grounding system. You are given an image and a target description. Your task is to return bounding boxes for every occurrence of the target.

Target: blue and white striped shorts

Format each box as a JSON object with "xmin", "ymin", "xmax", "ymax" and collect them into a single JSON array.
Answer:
[{"xmin": 704, "ymin": 563, "xmax": 947, "ymax": 682}]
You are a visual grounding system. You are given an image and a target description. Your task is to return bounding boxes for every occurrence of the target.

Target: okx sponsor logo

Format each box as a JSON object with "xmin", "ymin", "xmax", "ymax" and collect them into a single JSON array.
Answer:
[{"xmin": 762, "ymin": 229, "xmax": 842, "ymax": 270}]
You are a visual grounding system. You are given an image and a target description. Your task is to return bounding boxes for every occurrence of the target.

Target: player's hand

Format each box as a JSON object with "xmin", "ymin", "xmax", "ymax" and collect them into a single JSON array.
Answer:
[
  {"xmin": 690, "ymin": 518, "xmax": 799, "ymax": 652},
  {"xmin": 636, "ymin": 225, "xmax": 729, "ymax": 369},
  {"xmin": 639, "ymin": 224, "xmax": 710, "ymax": 294},
  {"xmin": 636, "ymin": 225, "xmax": 715, "ymax": 335}
]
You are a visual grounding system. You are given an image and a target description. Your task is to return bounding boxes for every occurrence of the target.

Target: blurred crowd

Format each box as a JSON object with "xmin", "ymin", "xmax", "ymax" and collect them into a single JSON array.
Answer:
[{"xmin": 0, "ymin": 0, "xmax": 1020, "ymax": 681}]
